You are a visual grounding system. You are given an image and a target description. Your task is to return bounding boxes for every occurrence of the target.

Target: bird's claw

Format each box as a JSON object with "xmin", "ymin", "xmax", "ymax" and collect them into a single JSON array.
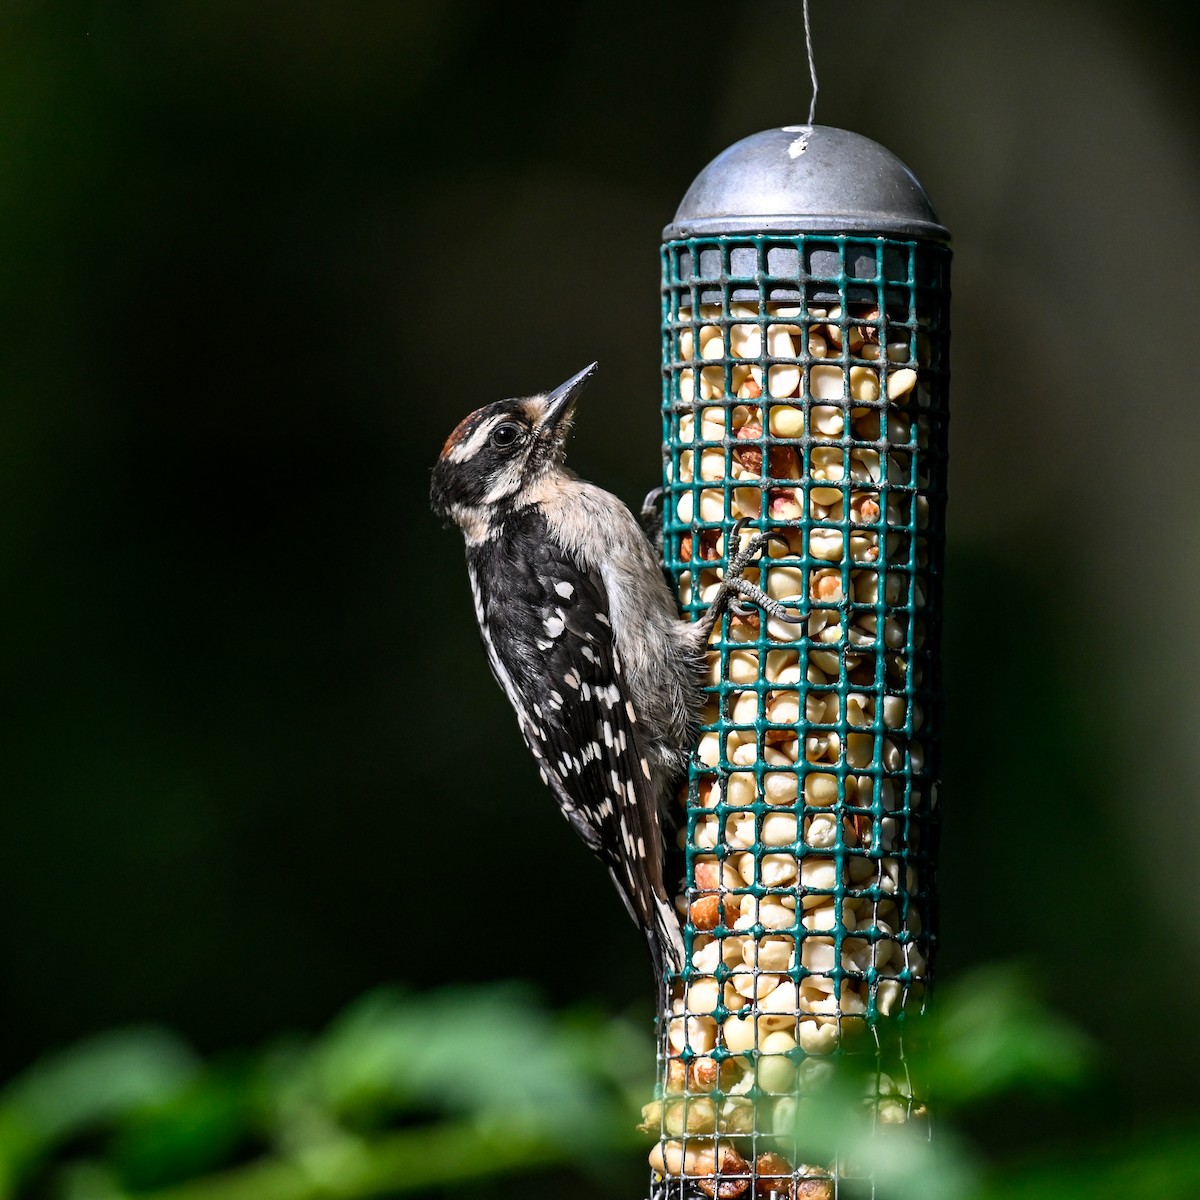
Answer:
[
  {"xmin": 729, "ymin": 595, "xmax": 759, "ymax": 619},
  {"xmin": 641, "ymin": 486, "xmax": 665, "ymax": 523},
  {"xmin": 725, "ymin": 520, "xmax": 794, "ymax": 579}
]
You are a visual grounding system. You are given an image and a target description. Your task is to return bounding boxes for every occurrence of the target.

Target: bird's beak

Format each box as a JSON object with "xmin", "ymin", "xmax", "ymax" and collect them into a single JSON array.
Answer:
[{"xmin": 541, "ymin": 362, "xmax": 598, "ymax": 444}]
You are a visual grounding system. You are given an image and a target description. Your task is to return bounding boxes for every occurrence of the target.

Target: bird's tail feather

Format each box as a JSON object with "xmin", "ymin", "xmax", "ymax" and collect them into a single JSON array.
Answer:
[{"xmin": 647, "ymin": 891, "xmax": 685, "ymax": 1001}]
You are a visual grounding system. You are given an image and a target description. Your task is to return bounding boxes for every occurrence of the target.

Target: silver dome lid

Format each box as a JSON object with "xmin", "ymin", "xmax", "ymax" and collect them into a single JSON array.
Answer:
[{"xmin": 663, "ymin": 125, "xmax": 948, "ymax": 242}]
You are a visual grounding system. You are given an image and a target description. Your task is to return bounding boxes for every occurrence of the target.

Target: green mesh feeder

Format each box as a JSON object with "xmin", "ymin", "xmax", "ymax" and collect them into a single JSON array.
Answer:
[{"xmin": 649, "ymin": 126, "xmax": 950, "ymax": 1199}]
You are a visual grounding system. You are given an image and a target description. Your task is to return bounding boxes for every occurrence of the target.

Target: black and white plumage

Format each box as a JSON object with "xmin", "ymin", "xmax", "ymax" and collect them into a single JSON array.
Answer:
[
  {"xmin": 464, "ymin": 506, "xmax": 686, "ymax": 980},
  {"xmin": 430, "ymin": 363, "xmax": 796, "ymax": 988}
]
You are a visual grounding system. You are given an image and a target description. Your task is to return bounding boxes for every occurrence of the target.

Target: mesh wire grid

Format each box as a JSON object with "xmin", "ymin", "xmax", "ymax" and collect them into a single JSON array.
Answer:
[{"xmin": 648, "ymin": 233, "xmax": 950, "ymax": 1200}]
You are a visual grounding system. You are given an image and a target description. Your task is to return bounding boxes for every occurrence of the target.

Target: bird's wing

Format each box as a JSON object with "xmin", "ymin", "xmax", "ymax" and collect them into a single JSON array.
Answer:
[{"xmin": 469, "ymin": 529, "xmax": 672, "ymax": 946}]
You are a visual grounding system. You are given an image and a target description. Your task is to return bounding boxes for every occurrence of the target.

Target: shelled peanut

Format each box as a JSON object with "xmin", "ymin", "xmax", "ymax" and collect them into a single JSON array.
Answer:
[{"xmin": 651, "ymin": 301, "xmax": 935, "ymax": 1195}]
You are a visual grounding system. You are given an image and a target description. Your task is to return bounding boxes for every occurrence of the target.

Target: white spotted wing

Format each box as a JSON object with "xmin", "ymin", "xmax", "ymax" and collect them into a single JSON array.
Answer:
[{"xmin": 467, "ymin": 516, "xmax": 666, "ymax": 940}]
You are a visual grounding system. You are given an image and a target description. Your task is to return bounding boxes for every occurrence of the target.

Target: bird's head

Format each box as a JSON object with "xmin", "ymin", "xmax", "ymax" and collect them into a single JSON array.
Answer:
[{"xmin": 430, "ymin": 362, "xmax": 597, "ymax": 540}]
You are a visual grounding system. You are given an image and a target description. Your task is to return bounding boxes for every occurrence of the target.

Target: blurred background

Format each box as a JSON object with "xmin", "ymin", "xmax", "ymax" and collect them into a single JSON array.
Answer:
[{"xmin": 1, "ymin": 0, "xmax": 1197, "ymax": 1195}]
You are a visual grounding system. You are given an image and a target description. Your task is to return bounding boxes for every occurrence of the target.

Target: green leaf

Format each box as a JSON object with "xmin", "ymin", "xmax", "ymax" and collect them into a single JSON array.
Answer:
[
  {"xmin": 980, "ymin": 1123, "xmax": 1200, "ymax": 1200},
  {"xmin": 787, "ymin": 1064, "xmax": 982, "ymax": 1200},
  {"xmin": 111, "ymin": 1063, "xmax": 260, "ymax": 1191},
  {"xmin": 0, "ymin": 1028, "xmax": 199, "ymax": 1190},
  {"xmin": 1, "ymin": 1028, "xmax": 199, "ymax": 1139},
  {"xmin": 922, "ymin": 966, "xmax": 1094, "ymax": 1107},
  {"xmin": 304, "ymin": 984, "xmax": 647, "ymax": 1144}
]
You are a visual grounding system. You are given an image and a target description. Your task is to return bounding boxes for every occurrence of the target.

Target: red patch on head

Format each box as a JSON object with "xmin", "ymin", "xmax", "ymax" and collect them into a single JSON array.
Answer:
[{"xmin": 440, "ymin": 411, "xmax": 478, "ymax": 459}]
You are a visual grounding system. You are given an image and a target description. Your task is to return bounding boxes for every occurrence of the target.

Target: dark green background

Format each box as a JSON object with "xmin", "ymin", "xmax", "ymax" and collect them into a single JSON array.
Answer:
[{"xmin": 2, "ymin": 0, "xmax": 1197, "ymax": 1167}]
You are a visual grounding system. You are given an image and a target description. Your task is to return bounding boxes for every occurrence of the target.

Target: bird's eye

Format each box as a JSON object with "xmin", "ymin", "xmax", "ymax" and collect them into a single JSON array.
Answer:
[{"xmin": 491, "ymin": 422, "xmax": 523, "ymax": 449}]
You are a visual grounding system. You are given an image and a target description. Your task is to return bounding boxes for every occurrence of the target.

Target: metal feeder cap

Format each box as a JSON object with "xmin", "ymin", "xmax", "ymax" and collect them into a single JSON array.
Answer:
[{"xmin": 664, "ymin": 125, "xmax": 948, "ymax": 242}]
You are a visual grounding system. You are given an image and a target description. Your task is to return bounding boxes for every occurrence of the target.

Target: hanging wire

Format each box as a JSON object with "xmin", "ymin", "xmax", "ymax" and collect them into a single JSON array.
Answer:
[{"xmin": 803, "ymin": 0, "xmax": 819, "ymax": 126}]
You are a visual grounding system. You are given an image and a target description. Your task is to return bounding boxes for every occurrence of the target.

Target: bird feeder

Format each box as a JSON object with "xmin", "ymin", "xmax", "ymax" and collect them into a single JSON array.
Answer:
[{"xmin": 649, "ymin": 126, "xmax": 950, "ymax": 1199}]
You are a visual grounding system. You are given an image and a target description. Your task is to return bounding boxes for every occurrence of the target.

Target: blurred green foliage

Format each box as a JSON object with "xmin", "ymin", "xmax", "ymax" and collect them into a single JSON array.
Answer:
[
  {"xmin": 0, "ymin": 985, "xmax": 649, "ymax": 1200},
  {"xmin": 1, "ymin": 966, "xmax": 1192, "ymax": 1200}
]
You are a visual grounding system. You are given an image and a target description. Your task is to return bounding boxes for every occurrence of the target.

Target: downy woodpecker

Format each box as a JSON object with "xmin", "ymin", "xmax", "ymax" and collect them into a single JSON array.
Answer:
[{"xmin": 430, "ymin": 363, "xmax": 797, "ymax": 986}]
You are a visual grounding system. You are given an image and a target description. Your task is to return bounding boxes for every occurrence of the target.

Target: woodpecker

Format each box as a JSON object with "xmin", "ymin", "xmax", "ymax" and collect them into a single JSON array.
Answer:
[{"xmin": 430, "ymin": 363, "xmax": 798, "ymax": 988}]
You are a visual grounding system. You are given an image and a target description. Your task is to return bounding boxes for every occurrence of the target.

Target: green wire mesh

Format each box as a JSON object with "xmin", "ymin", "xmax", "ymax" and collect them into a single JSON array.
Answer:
[{"xmin": 647, "ymin": 234, "xmax": 950, "ymax": 1199}]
